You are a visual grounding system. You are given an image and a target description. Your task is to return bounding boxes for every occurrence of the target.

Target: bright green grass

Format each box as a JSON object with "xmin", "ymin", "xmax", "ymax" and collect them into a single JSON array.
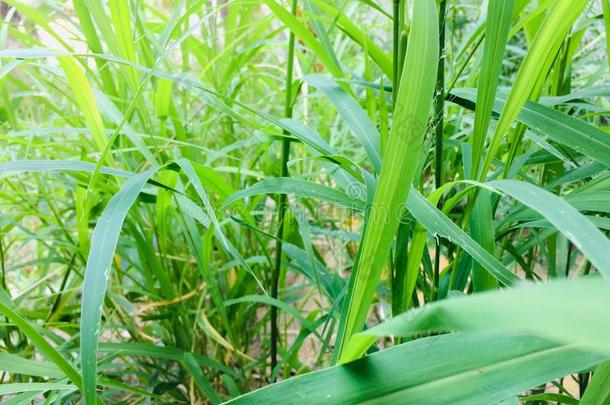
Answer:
[{"xmin": 0, "ymin": 0, "xmax": 609, "ymax": 403}]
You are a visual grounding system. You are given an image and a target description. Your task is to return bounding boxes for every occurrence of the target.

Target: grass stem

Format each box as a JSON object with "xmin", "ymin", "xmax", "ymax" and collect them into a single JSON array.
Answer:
[
  {"xmin": 432, "ymin": 0, "xmax": 447, "ymax": 299},
  {"xmin": 271, "ymin": 0, "xmax": 298, "ymax": 379},
  {"xmin": 393, "ymin": 0, "xmax": 401, "ymax": 107}
]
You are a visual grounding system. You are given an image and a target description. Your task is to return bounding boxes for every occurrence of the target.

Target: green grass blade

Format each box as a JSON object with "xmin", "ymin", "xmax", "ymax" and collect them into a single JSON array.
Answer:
[
  {"xmin": 3, "ymin": 0, "xmax": 608, "ymax": 401},
  {"xmin": 396, "ymin": 221, "xmax": 426, "ymax": 311},
  {"xmin": 471, "ymin": 0, "xmax": 514, "ymax": 176},
  {"xmin": 0, "ymin": 299, "xmax": 82, "ymax": 390},
  {"xmin": 302, "ymin": 1, "xmax": 342, "ymax": 75},
  {"xmin": 410, "ymin": 177, "xmax": 610, "ymax": 282},
  {"xmin": 108, "ymin": 0, "xmax": 139, "ymax": 90},
  {"xmin": 485, "ymin": 180, "xmax": 610, "ymax": 277},
  {"xmin": 308, "ymin": 0, "xmax": 392, "ymax": 79},
  {"xmin": 81, "ymin": 159, "xmax": 267, "ymax": 404},
  {"xmin": 93, "ymin": 90, "xmax": 157, "ymax": 165},
  {"xmin": 283, "ymin": 243, "xmax": 344, "ymax": 300},
  {"xmin": 452, "ymin": 89, "xmax": 610, "ymax": 167},
  {"xmin": 334, "ymin": 0, "xmax": 438, "ymax": 364},
  {"xmin": 406, "ymin": 189, "xmax": 519, "ymax": 287},
  {"xmin": 262, "ymin": 0, "xmax": 343, "ymax": 78},
  {"xmin": 347, "ymin": 276, "xmax": 610, "ymax": 360},
  {"xmin": 0, "ymin": 383, "xmax": 75, "ymax": 396},
  {"xmin": 109, "ymin": 0, "xmax": 136, "ymax": 63},
  {"xmin": 98, "ymin": 342, "xmax": 235, "ymax": 375},
  {"xmin": 226, "ymin": 178, "xmax": 366, "ymax": 211},
  {"xmin": 225, "ymin": 295, "xmax": 320, "ymax": 337},
  {"xmin": 0, "ymin": 159, "xmax": 131, "ymax": 178},
  {"xmin": 80, "ymin": 0, "xmax": 121, "ymax": 57},
  {"xmin": 0, "ymin": 352, "xmax": 62, "ymax": 378},
  {"xmin": 227, "ymin": 332, "xmax": 604, "ymax": 405},
  {"xmin": 470, "ymin": 189, "xmax": 499, "ymax": 291},
  {"xmin": 304, "ymin": 74, "xmax": 382, "ymax": 173},
  {"xmin": 1, "ymin": 392, "xmax": 44, "ymax": 405},
  {"xmin": 72, "ymin": 0, "xmax": 118, "ymax": 97},
  {"xmin": 522, "ymin": 393, "xmax": 578, "ymax": 405},
  {"xmin": 479, "ymin": 0, "xmax": 589, "ymax": 179},
  {"xmin": 580, "ymin": 360, "xmax": 610, "ymax": 405},
  {"xmin": 174, "ymin": 159, "xmax": 265, "ymax": 294},
  {"xmin": 183, "ymin": 353, "xmax": 222, "ymax": 404},
  {"xmin": 58, "ymin": 57, "xmax": 111, "ymax": 157},
  {"xmin": 80, "ymin": 167, "xmax": 159, "ymax": 405}
]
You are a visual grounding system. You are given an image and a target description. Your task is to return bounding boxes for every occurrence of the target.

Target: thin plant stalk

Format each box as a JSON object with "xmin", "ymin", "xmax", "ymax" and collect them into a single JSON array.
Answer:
[
  {"xmin": 393, "ymin": 0, "xmax": 401, "ymax": 106},
  {"xmin": 432, "ymin": 0, "xmax": 447, "ymax": 299},
  {"xmin": 392, "ymin": 0, "xmax": 409, "ymax": 318},
  {"xmin": 271, "ymin": 0, "xmax": 298, "ymax": 378}
]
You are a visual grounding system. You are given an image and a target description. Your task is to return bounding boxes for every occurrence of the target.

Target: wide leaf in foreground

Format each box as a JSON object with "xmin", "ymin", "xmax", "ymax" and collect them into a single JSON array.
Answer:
[
  {"xmin": 227, "ymin": 332, "xmax": 604, "ymax": 405},
  {"xmin": 345, "ymin": 276, "xmax": 610, "ymax": 360}
]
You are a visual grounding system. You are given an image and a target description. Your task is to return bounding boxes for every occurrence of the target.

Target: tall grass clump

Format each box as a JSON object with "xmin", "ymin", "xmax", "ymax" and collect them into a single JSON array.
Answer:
[{"xmin": 0, "ymin": 0, "xmax": 609, "ymax": 403}]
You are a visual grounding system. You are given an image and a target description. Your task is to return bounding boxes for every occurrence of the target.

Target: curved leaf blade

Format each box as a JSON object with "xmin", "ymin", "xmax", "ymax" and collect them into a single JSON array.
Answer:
[
  {"xmin": 228, "ymin": 332, "xmax": 604, "ymax": 405},
  {"xmin": 304, "ymin": 74, "xmax": 382, "ymax": 173}
]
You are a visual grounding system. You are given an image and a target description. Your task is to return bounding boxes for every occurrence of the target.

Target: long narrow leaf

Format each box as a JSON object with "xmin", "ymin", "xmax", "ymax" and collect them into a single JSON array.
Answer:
[
  {"xmin": 452, "ymin": 89, "xmax": 610, "ymax": 167},
  {"xmin": 346, "ymin": 276, "xmax": 610, "ymax": 360},
  {"xmin": 406, "ymin": 189, "xmax": 519, "ymax": 287},
  {"xmin": 479, "ymin": 0, "xmax": 589, "ymax": 178},
  {"xmin": 471, "ymin": 0, "xmax": 514, "ymax": 175},
  {"xmin": 304, "ymin": 74, "xmax": 382, "ymax": 173},
  {"xmin": 580, "ymin": 360, "xmax": 610, "ymax": 405},
  {"xmin": 228, "ymin": 332, "xmax": 604, "ymax": 405},
  {"xmin": 0, "ymin": 299, "xmax": 82, "ymax": 390},
  {"xmin": 334, "ymin": 0, "xmax": 438, "ymax": 364}
]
